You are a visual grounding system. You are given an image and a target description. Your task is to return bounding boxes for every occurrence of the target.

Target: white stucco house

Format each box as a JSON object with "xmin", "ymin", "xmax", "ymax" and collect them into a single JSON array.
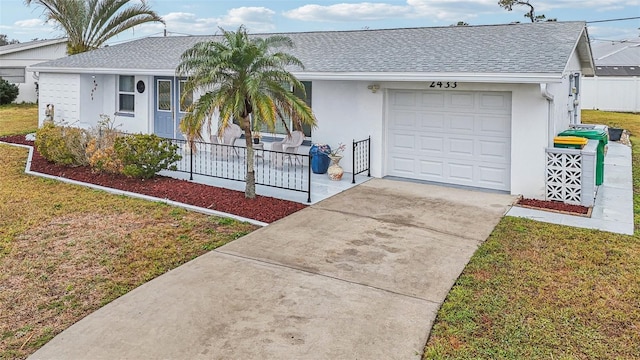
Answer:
[
  {"xmin": 0, "ymin": 38, "xmax": 67, "ymax": 103},
  {"xmin": 29, "ymin": 21, "xmax": 594, "ymax": 200},
  {"xmin": 581, "ymin": 39, "xmax": 639, "ymax": 112}
]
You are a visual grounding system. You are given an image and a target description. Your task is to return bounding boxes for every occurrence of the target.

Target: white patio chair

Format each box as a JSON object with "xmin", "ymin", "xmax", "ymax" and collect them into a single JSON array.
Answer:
[
  {"xmin": 271, "ymin": 131, "xmax": 305, "ymax": 165},
  {"xmin": 211, "ymin": 123, "xmax": 243, "ymax": 158}
]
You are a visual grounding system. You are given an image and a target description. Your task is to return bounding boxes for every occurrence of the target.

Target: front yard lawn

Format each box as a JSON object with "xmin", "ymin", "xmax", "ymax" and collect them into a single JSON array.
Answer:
[
  {"xmin": 0, "ymin": 144, "xmax": 257, "ymax": 359},
  {"xmin": 0, "ymin": 103, "xmax": 38, "ymax": 136},
  {"xmin": 423, "ymin": 111, "xmax": 640, "ymax": 359}
]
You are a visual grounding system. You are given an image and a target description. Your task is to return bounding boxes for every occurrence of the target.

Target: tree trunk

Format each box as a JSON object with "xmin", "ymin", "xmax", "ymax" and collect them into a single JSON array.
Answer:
[{"xmin": 241, "ymin": 116, "xmax": 256, "ymax": 199}]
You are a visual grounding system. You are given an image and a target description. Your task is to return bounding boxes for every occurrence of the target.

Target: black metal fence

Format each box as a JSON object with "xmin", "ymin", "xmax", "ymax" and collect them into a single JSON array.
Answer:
[
  {"xmin": 170, "ymin": 138, "xmax": 312, "ymax": 202},
  {"xmin": 352, "ymin": 136, "xmax": 371, "ymax": 184}
]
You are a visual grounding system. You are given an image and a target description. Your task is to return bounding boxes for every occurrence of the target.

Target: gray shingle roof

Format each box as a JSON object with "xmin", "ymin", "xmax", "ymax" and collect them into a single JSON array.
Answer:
[
  {"xmin": 31, "ymin": 22, "xmax": 589, "ymax": 75},
  {"xmin": 591, "ymin": 40, "xmax": 640, "ymax": 66},
  {"xmin": 0, "ymin": 38, "xmax": 67, "ymax": 56}
]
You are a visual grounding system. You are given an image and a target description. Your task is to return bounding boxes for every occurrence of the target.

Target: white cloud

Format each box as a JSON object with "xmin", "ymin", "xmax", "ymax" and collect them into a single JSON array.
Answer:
[
  {"xmin": 1, "ymin": 18, "xmax": 57, "ymax": 41},
  {"xmin": 283, "ymin": 0, "xmax": 502, "ymax": 23},
  {"xmin": 217, "ymin": 7, "xmax": 276, "ymax": 32},
  {"xmin": 15, "ymin": 18, "xmax": 45, "ymax": 28},
  {"xmin": 284, "ymin": 3, "xmax": 410, "ymax": 22},
  {"xmin": 140, "ymin": 7, "xmax": 276, "ymax": 36}
]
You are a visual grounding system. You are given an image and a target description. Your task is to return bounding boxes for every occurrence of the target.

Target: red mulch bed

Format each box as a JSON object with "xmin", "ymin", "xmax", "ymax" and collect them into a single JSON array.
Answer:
[
  {"xmin": 518, "ymin": 197, "xmax": 590, "ymax": 215},
  {"xmin": 1, "ymin": 135, "xmax": 306, "ymax": 223}
]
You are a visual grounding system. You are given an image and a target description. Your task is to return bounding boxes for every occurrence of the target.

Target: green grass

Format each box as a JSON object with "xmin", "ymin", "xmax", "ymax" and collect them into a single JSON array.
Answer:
[
  {"xmin": 0, "ymin": 103, "xmax": 38, "ymax": 136},
  {"xmin": 0, "ymin": 106, "xmax": 258, "ymax": 359},
  {"xmin": 423, "ymin": 111, "xmax": 640, "ymax": 359}
]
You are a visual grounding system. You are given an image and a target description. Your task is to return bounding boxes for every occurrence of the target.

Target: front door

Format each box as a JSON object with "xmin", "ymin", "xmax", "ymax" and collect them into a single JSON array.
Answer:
[
  {"xmin": 154, "ymin": 77, "xmax": 174, "ymax": 139},
  {"xmin": 153, "ymin": 77, "xmax": 190, "ymax": 140}
]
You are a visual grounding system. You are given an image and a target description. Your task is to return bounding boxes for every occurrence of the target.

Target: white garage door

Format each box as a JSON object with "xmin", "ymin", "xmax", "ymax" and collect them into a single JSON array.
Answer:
[{"xmin": 387, "ymin": 90, "xmax": 512, "ymax": 191}]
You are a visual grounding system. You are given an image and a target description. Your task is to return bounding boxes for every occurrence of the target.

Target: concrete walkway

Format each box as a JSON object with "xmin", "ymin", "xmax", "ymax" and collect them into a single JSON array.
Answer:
[{"xmin": 29, "ymin": 179, "xmax": 516, "ymax": 360}]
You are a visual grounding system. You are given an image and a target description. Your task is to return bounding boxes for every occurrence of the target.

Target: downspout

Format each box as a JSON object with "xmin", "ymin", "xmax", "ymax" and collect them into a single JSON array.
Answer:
[{"xmin": 541, "ymin": 83, "xmax": 555, "ymax": 147}]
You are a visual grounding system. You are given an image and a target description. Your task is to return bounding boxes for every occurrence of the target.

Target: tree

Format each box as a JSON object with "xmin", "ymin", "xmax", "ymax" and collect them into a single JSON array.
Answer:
[
  {"xmin": 0, "ymin": 34, "xmax": 20, "ymax": 46},
  {"xmin": 24, "ymin": 0, "xmax": 164, "ymax": 54},
  {"xmin": 0, "ymin": 79, "xmax": 20, "ymax": 104},
  {"xmin": 177, "ymin": 25, "xmax": 317, "ymax": 199},
  {"xmin": 498, "ymin": 0, "xmax": 555, "ymax": 23}
]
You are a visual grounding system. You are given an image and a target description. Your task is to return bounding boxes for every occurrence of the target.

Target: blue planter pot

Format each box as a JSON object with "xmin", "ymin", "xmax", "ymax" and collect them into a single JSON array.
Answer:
[{"xmin": 310, "ymin": 144, "xmax": 331, "ymax": 174}]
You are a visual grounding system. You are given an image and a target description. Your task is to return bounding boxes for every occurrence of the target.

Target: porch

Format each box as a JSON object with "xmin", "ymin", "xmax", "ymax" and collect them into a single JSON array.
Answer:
[{"xmin": 159, "ymin": 137, "xmax": 372, "ymax": 204}]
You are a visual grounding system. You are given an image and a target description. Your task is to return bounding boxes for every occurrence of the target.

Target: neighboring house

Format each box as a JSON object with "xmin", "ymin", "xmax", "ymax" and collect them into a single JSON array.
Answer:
[
  {"xmin": 0, "ymin": 38, "xmax": 68, "ymax": 103},
  {"xmin": 29, "ymin": 21, "xmax": 594, "ymax": 200},
  {"xmin": 581, "ymin": 39, "xmax": 640, "ymax": 112}
]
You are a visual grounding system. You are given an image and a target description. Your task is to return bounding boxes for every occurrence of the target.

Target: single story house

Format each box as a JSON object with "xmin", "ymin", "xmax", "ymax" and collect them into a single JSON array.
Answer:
[
  {"xmin": 0, "ymin": 38, "xmax": 67, "ymax": 103},
  {"xmin": 581, "ymin": 39, "xmax": 639, "ymax": 112},
  {"xmin": 29, "ymin": 21, "xmax": 594, "ymax": 200}
]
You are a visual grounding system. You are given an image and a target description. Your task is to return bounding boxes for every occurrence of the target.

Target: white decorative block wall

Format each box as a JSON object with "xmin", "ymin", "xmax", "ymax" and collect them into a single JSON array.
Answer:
[
  {"xmin": 546, "ymin": 151, "xmax": 582, "ymax": 204},
  {"xmin": 545, "ymin": 140, "xmax": 598, "ymax": 207}
]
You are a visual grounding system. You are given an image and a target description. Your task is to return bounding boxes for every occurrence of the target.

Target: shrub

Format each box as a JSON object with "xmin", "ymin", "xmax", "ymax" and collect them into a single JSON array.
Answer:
[
  {"xmin": 114, "ymin": 134, "xmax": 181, "ymax": 179},
  {"xmin": 85, "ymin": 115, "xmax": 123, "ymax": 173},
  {"xmin": 0, "ymin": 78, "xmax": 19, "ymax": 104},
  {"xmin": 36, "ymin": 122, "xmax": 89, "ymax": 166}
]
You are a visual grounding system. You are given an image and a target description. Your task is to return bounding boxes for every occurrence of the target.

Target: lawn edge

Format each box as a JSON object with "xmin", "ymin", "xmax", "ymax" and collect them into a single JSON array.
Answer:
[{"xmin": 0, "ymin": 141, "xmax": 268, "ymax": 227}]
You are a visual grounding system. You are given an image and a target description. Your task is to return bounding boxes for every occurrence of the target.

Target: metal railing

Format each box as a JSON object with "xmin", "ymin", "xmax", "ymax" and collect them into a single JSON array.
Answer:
[
  {"xmin": 352, "ymin": 136, "xmax": 371, "ymax": 184},
  {"xmin": 170, "ymin": 138, "xmax": 312, "ymax": 202}
]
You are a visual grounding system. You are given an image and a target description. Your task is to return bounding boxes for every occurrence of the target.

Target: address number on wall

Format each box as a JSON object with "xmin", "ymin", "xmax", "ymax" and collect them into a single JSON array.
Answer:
[{"xmin": 429, "ymin": 81, "xmax": 457, "ymax": 88}]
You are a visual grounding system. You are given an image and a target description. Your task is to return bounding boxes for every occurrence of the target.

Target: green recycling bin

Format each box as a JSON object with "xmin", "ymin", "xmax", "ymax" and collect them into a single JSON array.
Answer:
[{"xmin": 558, "ymin": 128, "xmax": 608, "ymax": 185}]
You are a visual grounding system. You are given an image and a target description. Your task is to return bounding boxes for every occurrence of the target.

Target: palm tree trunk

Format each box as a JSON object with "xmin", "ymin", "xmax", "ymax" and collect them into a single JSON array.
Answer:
[{"xmin": 241, "ymin": 116, "xmax": 256, "ymax": 199}]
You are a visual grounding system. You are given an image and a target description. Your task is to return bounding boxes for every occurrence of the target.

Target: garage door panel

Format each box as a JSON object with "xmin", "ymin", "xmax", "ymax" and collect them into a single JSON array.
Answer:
[
  {"xmin": 421, "ymin": 92, "xmax": 446, "ymax": 108},
  {"xmin": 449, "ymin": 92, "xmax": 475, "ymax": 109},
  {"xmin": 477, "ymin": 165, "xmax": 510, "ymax": 186},
  {"xmin": 479, "ymin": 140, "xmax": 509, "ymax": 163},
  {"xmin": 448, "ymin": 138, "xmax": 474, "ymax": 157},
  {"xmin": 419, "ymin": 160, "xmax": 444, "ymax": 177},
  {"xmin": 390, "ymin": 132, "xmax": 415, "ymax": 151},
  {"xmin": 392, "ymin": 91, "xmax": 417, "ymax": 106},
  {"xmin": 388, "ymin": 90, "xmax": 512, "ymax": 191},
  {"xmin": 419, "ymin": 135, "xmax": 444, "ymax": 153},
  {"xmin": 390, "ymin": 110, "xmax": 417, "ymax": 129},
  {"xmin": 389, "ymin": 156, "xmax": 415, "ymax": 175},
  {"xmin": 419, "ymin": 113, "xmax": 446, "ymax": 131},
  {"xmin": 478, "ymin": 115, "xmax": 510, "ymax": 136},
  {"xmin": 448, "ymin": 163, "xmax": 475, "ymax": 182},
  {"xmin": 449, "ymin": 114, "xmax": 475, "ymax": 132}
]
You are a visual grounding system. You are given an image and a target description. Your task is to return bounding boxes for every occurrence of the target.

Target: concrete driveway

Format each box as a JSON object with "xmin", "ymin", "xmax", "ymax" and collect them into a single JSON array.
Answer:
[{"xmin": 30, "ymin": 179, "xmax": 516, "ymax": 360}]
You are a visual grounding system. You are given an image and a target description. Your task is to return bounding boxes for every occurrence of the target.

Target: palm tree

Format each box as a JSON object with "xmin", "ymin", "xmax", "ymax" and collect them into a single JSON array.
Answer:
[
  {"xmin": 177, "ymin": 25, "xmax": 316, "ymax": 199},
  {"xmin": 25, "ymin": 0, "xmax": 164, "ymax": 54}
]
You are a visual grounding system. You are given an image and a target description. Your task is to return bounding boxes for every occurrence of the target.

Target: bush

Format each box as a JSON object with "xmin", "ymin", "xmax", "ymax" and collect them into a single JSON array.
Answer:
[
  {"xmin": 0, "ymin": 78, "xmax": 19, "ymax": 104},
  {"xmin": 85, "ymin": 115, "xmax": 123, "ymax": 173},
  {"xmin": 36, "ymin": 122, "xmax": 89, "ymax": 166},
  {"xmin": 114, "ymin": 134, "xmax": 181, "ymax": 179}
]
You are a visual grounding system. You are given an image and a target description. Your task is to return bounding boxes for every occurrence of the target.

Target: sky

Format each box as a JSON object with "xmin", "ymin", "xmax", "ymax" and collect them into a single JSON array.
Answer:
[{"xmin": 0, "ymin": 0, "xmax": 639, "ymax": 45}]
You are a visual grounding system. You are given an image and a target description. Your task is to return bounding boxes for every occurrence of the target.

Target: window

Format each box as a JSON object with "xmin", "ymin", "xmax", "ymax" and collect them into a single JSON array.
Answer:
[
  {"xmin": 157, "ymin": 79, "xmax": 172, "ymax": 111},
  {"xmin": 179, "ymin": 80, "xmax": 193, "ymax": 112},
  {"xmin": 260, "ymin": 81, "xmax": 312, "ymax": 137},
  {"xmin": 0, "ymin": 67, "xmax": 26, "ymax": 83},
  {"xmin": 118, "ymin": 75, "xmax": 135, "ymax": 112}
]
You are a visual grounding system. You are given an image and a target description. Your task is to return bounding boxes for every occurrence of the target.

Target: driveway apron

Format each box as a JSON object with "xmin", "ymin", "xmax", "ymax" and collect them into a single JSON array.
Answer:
[{"xmin": 29, "ymin": 179, "xmax": 516, "ymax": 360}]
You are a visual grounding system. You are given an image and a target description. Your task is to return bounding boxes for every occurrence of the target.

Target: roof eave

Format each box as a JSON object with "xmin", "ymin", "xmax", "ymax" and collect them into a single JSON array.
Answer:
[
  {"xmin": 26, "ymin": 66, "xmax": 177, "ymax": 76},
  {"xmin": 28, "ymin": 67, "xmax": 564, "ymax": 83},
  {"xmin": 570, "ymin": 27, "xmax": 596, "ymax": 77},
  {"xmin": 294, "ymin": 72, "xmax": 564, "ymax": 83}
]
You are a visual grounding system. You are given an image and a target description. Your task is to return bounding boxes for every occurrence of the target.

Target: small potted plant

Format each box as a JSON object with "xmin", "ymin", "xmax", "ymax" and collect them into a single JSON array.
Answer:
[
  {"xmin": 328, "ymin": 142, "xmax": 346, "ymax": 181},
  {"xmin": 252, "ymin": 132, "xmax": 261, "ymax": 144},
  {"xmin": 329, "ymin": 143, "xmax": 346, "ymax": 163}
]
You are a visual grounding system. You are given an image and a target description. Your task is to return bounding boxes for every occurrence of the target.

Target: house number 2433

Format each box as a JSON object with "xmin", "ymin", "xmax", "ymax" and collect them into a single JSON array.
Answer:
[{"xmin": 429, "ymin": 81, "xmax": 457, "ymax": 88}]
